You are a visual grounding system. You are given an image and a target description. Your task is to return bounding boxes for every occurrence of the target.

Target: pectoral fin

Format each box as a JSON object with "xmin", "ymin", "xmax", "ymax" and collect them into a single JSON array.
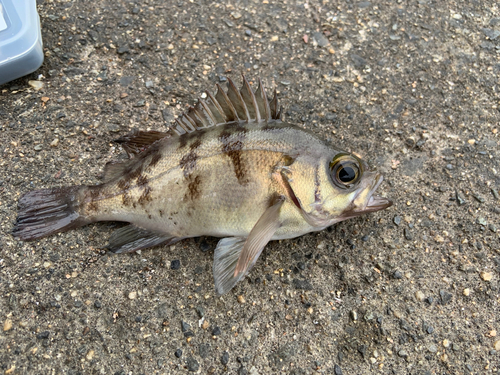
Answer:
[{"xmin": 213, "ymin": 198, "xmax": 284, "ymax": 295}]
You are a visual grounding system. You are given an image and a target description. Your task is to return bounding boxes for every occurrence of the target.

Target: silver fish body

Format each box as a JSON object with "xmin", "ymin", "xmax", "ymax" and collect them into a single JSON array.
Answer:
[{"xmin": 13, "ymin": 76, "xmax": 392, "ymax": 294}]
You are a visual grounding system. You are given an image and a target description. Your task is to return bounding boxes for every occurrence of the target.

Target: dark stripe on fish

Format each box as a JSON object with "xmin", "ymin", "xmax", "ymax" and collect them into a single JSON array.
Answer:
[
  {"xmin": 219, "ymin": 130, "xmax": 248, "ymax": 185},
  {"xmin": 179, "ymin": 151, "xmax": 198, "ymax": 177},
  {"xmin": 185, "ymin": 175, "xmax": 202, "ymax": 201}
]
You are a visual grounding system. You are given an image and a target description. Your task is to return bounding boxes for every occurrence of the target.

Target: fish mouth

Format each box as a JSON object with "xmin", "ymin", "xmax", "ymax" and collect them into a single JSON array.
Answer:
[
  {"xmin": 362, "ymin": 175, "xmax": 393, "ymax": 213},
  {"xmin": 338, "ymin": 174, "xmax": 392, "ymax": 221}
]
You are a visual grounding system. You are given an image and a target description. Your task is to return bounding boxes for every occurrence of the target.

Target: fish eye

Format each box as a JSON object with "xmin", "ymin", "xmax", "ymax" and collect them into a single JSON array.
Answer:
[{"xmin": 329, "ymin": 154, "xmax": 362, "ymax": 188}]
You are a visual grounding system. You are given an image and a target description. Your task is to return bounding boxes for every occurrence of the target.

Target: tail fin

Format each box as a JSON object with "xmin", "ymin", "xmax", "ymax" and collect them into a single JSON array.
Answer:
[{"xmin": 12, "ymin": 186, "xmax": 89, "ymax": 241}]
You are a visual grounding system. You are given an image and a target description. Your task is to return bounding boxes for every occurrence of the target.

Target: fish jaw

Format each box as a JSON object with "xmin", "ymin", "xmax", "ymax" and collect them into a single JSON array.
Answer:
[{"xmin": 336, "ymin": 173, "xmax": 392, "ymax": 221}]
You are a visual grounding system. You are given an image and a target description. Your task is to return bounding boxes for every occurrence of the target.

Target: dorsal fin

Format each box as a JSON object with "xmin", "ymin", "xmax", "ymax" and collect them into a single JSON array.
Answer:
[
  {"xmin": 115, "ymin": 130, "xmax": 171, "ymax": 157},
  {"xmin": 254, "ymin": 78, "xmax": 271, "ymax": 121},
  {"xmin": 115, "ymin": 77, "xmax": 282, "ymax": 155},
  {"xmin": 102, "ymin": 160, "xmax": 135, "ymax": 182},
  {"xmin": 174, "ymin": 75, "xmax": 282, "ymax": 132}
]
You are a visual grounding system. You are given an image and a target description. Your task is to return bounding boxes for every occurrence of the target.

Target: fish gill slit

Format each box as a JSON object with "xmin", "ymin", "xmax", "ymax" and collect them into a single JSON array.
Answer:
[{"xmin": 314, "ymin": 165, "xmax": 321, "ymax": 203}]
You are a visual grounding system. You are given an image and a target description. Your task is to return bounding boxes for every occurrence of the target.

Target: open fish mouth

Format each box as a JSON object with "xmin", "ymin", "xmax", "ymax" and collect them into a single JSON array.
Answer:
[
  {"xmin": 363, "ymin": 175, "xmax": 393, "ymax": 212},
  {"xmin": 337, "ymin": 174, "xmax": 392, "ymax": 221},
  {"xmin": 364, "ymin": 194, "xmax": 393, "ymax": 212}
]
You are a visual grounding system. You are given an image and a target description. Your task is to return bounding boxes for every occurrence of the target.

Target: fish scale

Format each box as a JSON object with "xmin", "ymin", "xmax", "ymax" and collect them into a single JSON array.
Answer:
[{"xmin": 13, "ymin": 76, "xmax": 392, "ymax": 295}]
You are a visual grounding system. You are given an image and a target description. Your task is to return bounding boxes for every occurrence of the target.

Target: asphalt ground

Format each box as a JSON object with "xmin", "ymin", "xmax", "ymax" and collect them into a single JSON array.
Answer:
[{"xmin": 1, "ymin": 0, "xmax": 499, "ymax": 374}]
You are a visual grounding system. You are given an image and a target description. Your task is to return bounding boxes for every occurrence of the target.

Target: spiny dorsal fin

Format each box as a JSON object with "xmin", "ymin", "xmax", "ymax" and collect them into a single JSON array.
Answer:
[
  {"xmin": 116, "ymin": 77, "xmax": 282, "ymax": 155},
  {"xmin": 254, "ymin": 78, "xmax": 271, "ymax": 121},
  {"xmin": 175, "ymin": 75, "xmax": 282, "ymax": 133}
]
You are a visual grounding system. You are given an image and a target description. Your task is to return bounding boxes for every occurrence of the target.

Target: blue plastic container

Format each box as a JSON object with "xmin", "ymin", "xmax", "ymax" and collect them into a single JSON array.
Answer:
[{"xmin": 0, "ymin": 0, "xmax": 44, "ymax": 85}]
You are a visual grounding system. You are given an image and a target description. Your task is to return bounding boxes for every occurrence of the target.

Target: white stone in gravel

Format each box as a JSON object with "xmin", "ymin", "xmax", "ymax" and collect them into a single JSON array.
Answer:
[
  {"xmin": 495, "ymin": 341, "xmax": 500, "ymax": 351},
  {"xmin": 480, "ymin": 271, "xmax": 493, "ymax": 281},
  {"xmin": 50, "ymin": 138, "xmax": 59, "ymax": 147},
  {"xmin": 86, "ymin": 349, "xmax": 94, "ymax": 360},
  {"xmin": 3, "ymin": 319, "xmax": 13, "ymax": 331},
  {"xmin": 128, "ymin": 291, "xmax": 137, "ymax": 300},
  {"xmin": 463, "ymin": 288, "xmax": 470, "ymax": 296},
  {"xmin": 28, "ymin": 80, "xmax": 44, "ymax": 90},
  {"xmin": 415, "ymin": 290, "xmax": 425, "ymax": 301}
]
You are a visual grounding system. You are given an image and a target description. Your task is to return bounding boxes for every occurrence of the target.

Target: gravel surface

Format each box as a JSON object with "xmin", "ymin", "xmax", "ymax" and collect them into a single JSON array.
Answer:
[{"xmin": 1, "ymin": 0, "xmax": 499, "ymax": 374}]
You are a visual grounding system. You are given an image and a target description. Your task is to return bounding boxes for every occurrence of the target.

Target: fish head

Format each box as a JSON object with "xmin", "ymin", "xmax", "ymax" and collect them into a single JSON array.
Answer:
[{"xmin": 286, "ymin": 150, "xmax": 392, "ymax": 228}]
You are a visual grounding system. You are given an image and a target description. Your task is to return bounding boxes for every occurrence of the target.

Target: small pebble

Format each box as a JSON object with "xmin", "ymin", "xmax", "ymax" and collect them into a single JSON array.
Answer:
[
  {"xmin": 393, "ymin": 216, "xmax": 402, "ymax": 226},
  {"xmin": 181, "ymin": 321, "xmax": 191, "ymax": 332},
  {"xmin": 404, "ymin": 228, "xmax": 413, "ymax": 240},
  {"xmin": 174, "ymin": 349, "xmax": 182, "ymax": 358},
  {"xmin": 350, "ymin": 310, "xmax": 358, "ymax": 321},
  {"xmin": 333, "ymin": 364, "xmax": 343, "ymax": 375},
  {"xmin": 428, "ymin": 344, "xmax": 438, "ymax": 353},
  {"xmin": 393, "ymin": 270, "xmax": 403, "ymax": 279},
  {"xmin": 480, "ymin": 271, "xmax": 493, "ymax": 281},
  {"xmin": 170, "ymin": 260, "xmax": 181, "ymax": 270},
  {"xmin": 231, "ymin": 11, "xmax": 242, "ymax": 19},
  {"xmin": 463, "ymin": 288, "xmax": 470, "ymax": 296},
  {"xmin": 415, "ymin": 291, "xmax": 425, "ymax": 302},
  {"xmin": 199, "ymin": 240, "xmax": 211, "ymax": 252},
  {"xmin": 398, "ymin": 349, "xmax": 408, "ymax": 358},
  {"xmin": 237, "ymin": 295, "xmax": 246, "ymax": 304},
  {"xmin": 37, "ymin": 331, "xmax": 50, "ymax": 339},
  {"xmin": 128, "ymin": 291, "xmax": 137, "ymax": 300},
  {"xmin": 491, "ymin": 188, "xmax": 499, "ymax": 200},
  {"xmin": 28, "ymin": 80, "xmax": 45, "ymax": 90},
  {"xmin": 86, "ymin": 349, "xmax": 94, "ymax": 361},
  {"xmin": 212, "ymin": 326, "xmax": 221, "ymax": 336},
  {"xmin": 221, "ymin": 351, "xmax": 229, "ymax": 365},
  {"xmin": 439, "ymin": 290, "xmax": 452, "ymax": 304},
  {"xmin": 443, "ymin": 339, "xmax": 450, "ymax": 348},
  {"xmin": 455, "ymin": 191, "xmax": 466, "ymax": 205},
  {"xmin": 495, "ymin": 341, "xmax": 500, "ymax": 351},
  {"xmin": 488, "ymin": 329, "xmax": 497, "ymax": 337},
  {"xmin": 3, "ymin": 319, "xmax": 13, "ymax": 331},
  {"xmin": 477, "ymin": 217, "xmax": 487, "ymax": 226},
  {"xmin": 186, "ymin": 357, "xmax": 199, "ymax": 372}
]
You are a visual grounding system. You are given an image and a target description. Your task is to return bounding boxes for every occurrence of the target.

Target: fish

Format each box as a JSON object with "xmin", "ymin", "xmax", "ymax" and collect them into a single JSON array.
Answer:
[{"xmin": 12, "ymin": 76, "xmax": 392, "ymax": 295}]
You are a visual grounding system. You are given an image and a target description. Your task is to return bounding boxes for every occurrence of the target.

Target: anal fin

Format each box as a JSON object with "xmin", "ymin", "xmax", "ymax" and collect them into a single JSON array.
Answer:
[{"xmin": 107, "ymin": 224, "xmax": 179, "ymax": 254}]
